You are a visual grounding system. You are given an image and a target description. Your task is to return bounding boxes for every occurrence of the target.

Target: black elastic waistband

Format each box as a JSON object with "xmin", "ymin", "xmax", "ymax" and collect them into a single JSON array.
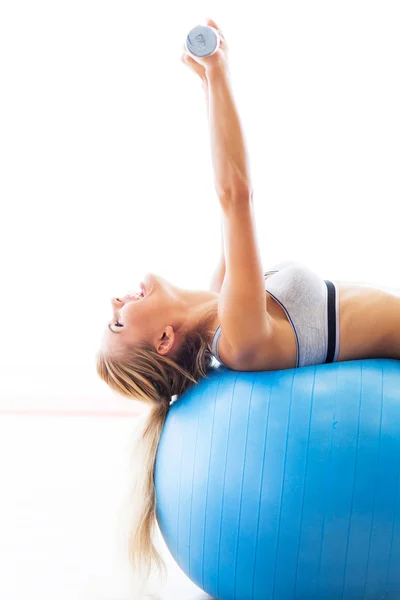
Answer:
[{"xmin": 324, "ymin": 279, "xmax": 336, "ymax": 363}]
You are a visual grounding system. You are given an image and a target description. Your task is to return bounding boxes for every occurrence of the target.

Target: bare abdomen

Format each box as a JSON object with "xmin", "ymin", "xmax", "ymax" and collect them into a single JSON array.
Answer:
[{"xmin": 336, "ymin": 282, "xmax": 400, "ymax": 361}]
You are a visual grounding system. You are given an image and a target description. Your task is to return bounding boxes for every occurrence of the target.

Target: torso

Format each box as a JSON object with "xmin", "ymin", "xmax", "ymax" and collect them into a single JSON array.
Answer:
[{"xmin": 218, "ymin": 274, "xmax": 400, "ymax": 372}]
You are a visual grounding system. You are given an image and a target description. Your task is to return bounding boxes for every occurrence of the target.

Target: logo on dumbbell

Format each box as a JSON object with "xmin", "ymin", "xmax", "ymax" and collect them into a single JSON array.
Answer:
[
  {"xmin": 194, "ymin": 34, "xmax": 206, "ymax": 49},
  {"xmin": 186, "ymin": 25, "xmax": 220, "ymax": 57}
]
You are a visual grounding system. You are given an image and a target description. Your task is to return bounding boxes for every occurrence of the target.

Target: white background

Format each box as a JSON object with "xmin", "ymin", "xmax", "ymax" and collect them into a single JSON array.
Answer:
[
  {"xmin": 1, "ymin": 0, "xmax": 399, "ymax": 411},
  {"xmin": 0, "ymin": 1, "xmax": 399, "ymax": 598}
]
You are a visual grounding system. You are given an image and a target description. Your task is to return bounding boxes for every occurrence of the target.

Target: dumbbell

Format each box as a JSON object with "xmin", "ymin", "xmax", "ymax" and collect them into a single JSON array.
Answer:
[{"xmin": 185, "ymin": 25, "xmax": 221, "ymax": 58}]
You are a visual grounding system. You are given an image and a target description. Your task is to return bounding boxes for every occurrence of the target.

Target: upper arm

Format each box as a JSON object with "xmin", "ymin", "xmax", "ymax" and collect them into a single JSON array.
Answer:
[
  {"xmin": 209, "ymin": 217, "xmax": 226, "ymax": 293},
  {"xmin": 218, "ymin": 193, "xmax": 273, "ymax": 360}
]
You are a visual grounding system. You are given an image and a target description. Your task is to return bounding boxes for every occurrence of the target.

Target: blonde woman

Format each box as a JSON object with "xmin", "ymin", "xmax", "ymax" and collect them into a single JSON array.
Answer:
[{"xmin": 96, "ymin": 18, "xmax": 400, "ymax": 584}]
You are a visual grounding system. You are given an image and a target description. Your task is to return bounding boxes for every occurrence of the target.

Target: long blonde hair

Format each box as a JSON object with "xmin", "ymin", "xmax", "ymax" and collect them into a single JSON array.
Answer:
[{"xmin": 95, "ymin": 302, "xmax": 218, "ymax": 584}]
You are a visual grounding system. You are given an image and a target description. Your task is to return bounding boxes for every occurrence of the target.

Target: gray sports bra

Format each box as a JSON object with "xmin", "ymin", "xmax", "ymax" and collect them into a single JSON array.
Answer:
[{"xmin": 210, "ymin": 260, "xmax": 340, "ymax": 369}]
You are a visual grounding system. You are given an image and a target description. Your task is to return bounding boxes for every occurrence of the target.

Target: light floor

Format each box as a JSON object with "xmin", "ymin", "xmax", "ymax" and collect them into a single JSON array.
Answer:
[{"xmin": 0, "ymin": 414, "xmax": 214, "ymax": 600}]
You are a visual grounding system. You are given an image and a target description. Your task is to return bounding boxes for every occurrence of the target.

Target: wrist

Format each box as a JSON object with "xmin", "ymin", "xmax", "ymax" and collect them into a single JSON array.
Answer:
[{"xmin": 205, "ymin": 57, "xmax": 229, "ymax": 81}]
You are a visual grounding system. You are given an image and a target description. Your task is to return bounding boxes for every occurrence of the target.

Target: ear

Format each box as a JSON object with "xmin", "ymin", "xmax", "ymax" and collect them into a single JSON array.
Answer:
[{"xmin": 156, "ymin": 326, "xmax": 176, "ymax": 356}]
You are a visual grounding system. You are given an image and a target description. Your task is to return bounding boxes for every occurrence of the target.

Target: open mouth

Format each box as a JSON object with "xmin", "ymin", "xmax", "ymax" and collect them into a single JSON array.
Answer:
[{"xmin": 124, "ymin": 283, "xmax": 146, "ymax": 301}]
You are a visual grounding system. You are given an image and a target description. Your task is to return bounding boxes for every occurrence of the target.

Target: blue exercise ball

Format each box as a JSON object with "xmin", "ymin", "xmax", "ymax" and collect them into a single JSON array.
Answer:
[{"xmin": 154, "ymin": 359, "xmax": 400, "ymax": 600}]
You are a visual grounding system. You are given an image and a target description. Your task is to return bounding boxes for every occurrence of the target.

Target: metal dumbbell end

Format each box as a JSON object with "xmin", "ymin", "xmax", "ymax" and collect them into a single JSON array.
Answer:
[{"xmin": 185, "ymin": 25, "xmax": 221, "ymax": 58}]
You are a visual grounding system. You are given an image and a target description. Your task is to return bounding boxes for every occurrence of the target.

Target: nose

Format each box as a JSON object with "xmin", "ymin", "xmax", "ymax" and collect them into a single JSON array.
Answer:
[{"xmin": 112, "ymin": 297, "xmax": 124, "ymax": 307}]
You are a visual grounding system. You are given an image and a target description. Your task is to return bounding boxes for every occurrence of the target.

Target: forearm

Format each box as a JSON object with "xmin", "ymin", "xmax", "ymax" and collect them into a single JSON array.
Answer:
[
  {"xmin": 202, "ymin": 81, "xmax": 226, "ymax": 274},
  {"xmin": 205, "ymin": 62, "xmax": 252, "ymax": 198}
]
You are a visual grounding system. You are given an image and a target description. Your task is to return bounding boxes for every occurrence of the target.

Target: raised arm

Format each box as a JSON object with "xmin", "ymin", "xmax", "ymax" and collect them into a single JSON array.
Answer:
[
  {"xmin": 205, "ymin": 58, "xmax": 254, "ymax": 296},
  {"xmin": 205, "ymin": 59, "xmax": 252, "ymax": 198},
  {"xmin": 184, "ymin": 23, "xmax": 251, "ymax": 197},
  {"xmin": 201, "ymin": 72, "xmax": 226, "ymax": 292},
  {"xmin": 197, "ymin": 26, "xmax": 272, "ymax": 361},
  {"xmin": 183, "ymin": 22, "xmax": 251, "ymax": 293},
  {"xmin": 184, "ymin": 23, "xmax": 271, "ymax": 363}
]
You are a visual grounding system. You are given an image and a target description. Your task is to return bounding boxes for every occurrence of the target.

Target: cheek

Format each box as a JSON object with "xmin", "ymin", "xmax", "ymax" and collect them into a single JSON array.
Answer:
[{"xmin": 126, "ymin": 297, "xmax": 151, "ymax": 324}]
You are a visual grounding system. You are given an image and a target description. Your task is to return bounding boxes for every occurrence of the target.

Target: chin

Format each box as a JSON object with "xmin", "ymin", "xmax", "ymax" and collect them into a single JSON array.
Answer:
[
  {"xmin": 143, "ymin": 272, "xmax": 161, "ymax": 295},
  {"xmin": 145, "ymin": 272, "xmax": 176, "ymax": 296},
  {"xmin": 144, "ymin": 272, "xmax": 156, "ymax": 287}
]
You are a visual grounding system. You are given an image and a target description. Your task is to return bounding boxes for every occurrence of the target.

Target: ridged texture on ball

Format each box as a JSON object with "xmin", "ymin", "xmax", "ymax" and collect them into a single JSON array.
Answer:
[{"xmin": 155, "ymin": 359, "xmax": 400, "ymax": 600}]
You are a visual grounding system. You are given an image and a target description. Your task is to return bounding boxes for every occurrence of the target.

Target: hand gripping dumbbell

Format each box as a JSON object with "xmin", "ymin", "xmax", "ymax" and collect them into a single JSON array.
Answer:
[{"xmin": 185, "ymin": 24, "xmax": 221, "ymax": 59}]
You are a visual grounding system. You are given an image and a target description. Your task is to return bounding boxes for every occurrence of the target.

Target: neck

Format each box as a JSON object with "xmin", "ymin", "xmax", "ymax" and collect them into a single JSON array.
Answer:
[{"xmin": 180, "ymin": 289, "xmax": 220, "ymax": 337}]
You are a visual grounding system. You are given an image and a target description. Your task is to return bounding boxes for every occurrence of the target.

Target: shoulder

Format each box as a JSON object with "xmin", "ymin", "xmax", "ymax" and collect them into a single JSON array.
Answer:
[{"xmin": 216, "ymin": 317, "xmax": 293, "ymax": 372}]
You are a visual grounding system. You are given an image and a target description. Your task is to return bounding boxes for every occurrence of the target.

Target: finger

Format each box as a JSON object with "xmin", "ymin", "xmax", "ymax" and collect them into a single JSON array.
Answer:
[
  {"xmin": 182, "ymin": 42, "xmax": 197, "ymax": 60},
  {"xmin": 181, "ymin": 46, "xmax": 194, "ymax": 65},
  {"xmin": 182, "ymin": 44, "xmax": 204, "ymax": 70},
  {"xmin": 206, "ymin": 18, "xmax": 224, "ymax": 37},
  {"xmin": 181, "ymin": 52, "xmax": 205, "ymax": 78},
  {"xmin": 181, "ymin": 53, "xmax": 194, "ymax": 70}
]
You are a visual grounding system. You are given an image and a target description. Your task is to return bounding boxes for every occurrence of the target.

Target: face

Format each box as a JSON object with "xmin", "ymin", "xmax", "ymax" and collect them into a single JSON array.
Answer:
[{"xmin": 103, "ymin": 273, "xmax": 183, "ymax": 356}]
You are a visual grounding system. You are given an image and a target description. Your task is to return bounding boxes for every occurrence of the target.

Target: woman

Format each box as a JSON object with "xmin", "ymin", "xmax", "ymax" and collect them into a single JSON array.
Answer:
[{"xmin": 96, "ymin": 19, "xmax": 400, "ymax": 583}]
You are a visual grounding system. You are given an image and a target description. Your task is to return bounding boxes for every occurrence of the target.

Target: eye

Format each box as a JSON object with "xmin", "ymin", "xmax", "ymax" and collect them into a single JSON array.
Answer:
[{"xmin": 114, "ymin": 320, "xmax": 123, "ymax": 328}]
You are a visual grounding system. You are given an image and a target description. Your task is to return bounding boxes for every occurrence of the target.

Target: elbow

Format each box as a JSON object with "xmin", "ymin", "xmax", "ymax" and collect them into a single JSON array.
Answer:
[{"xmin": 219, "ymin": 186, "xmax": 253, "ymax": 208}]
